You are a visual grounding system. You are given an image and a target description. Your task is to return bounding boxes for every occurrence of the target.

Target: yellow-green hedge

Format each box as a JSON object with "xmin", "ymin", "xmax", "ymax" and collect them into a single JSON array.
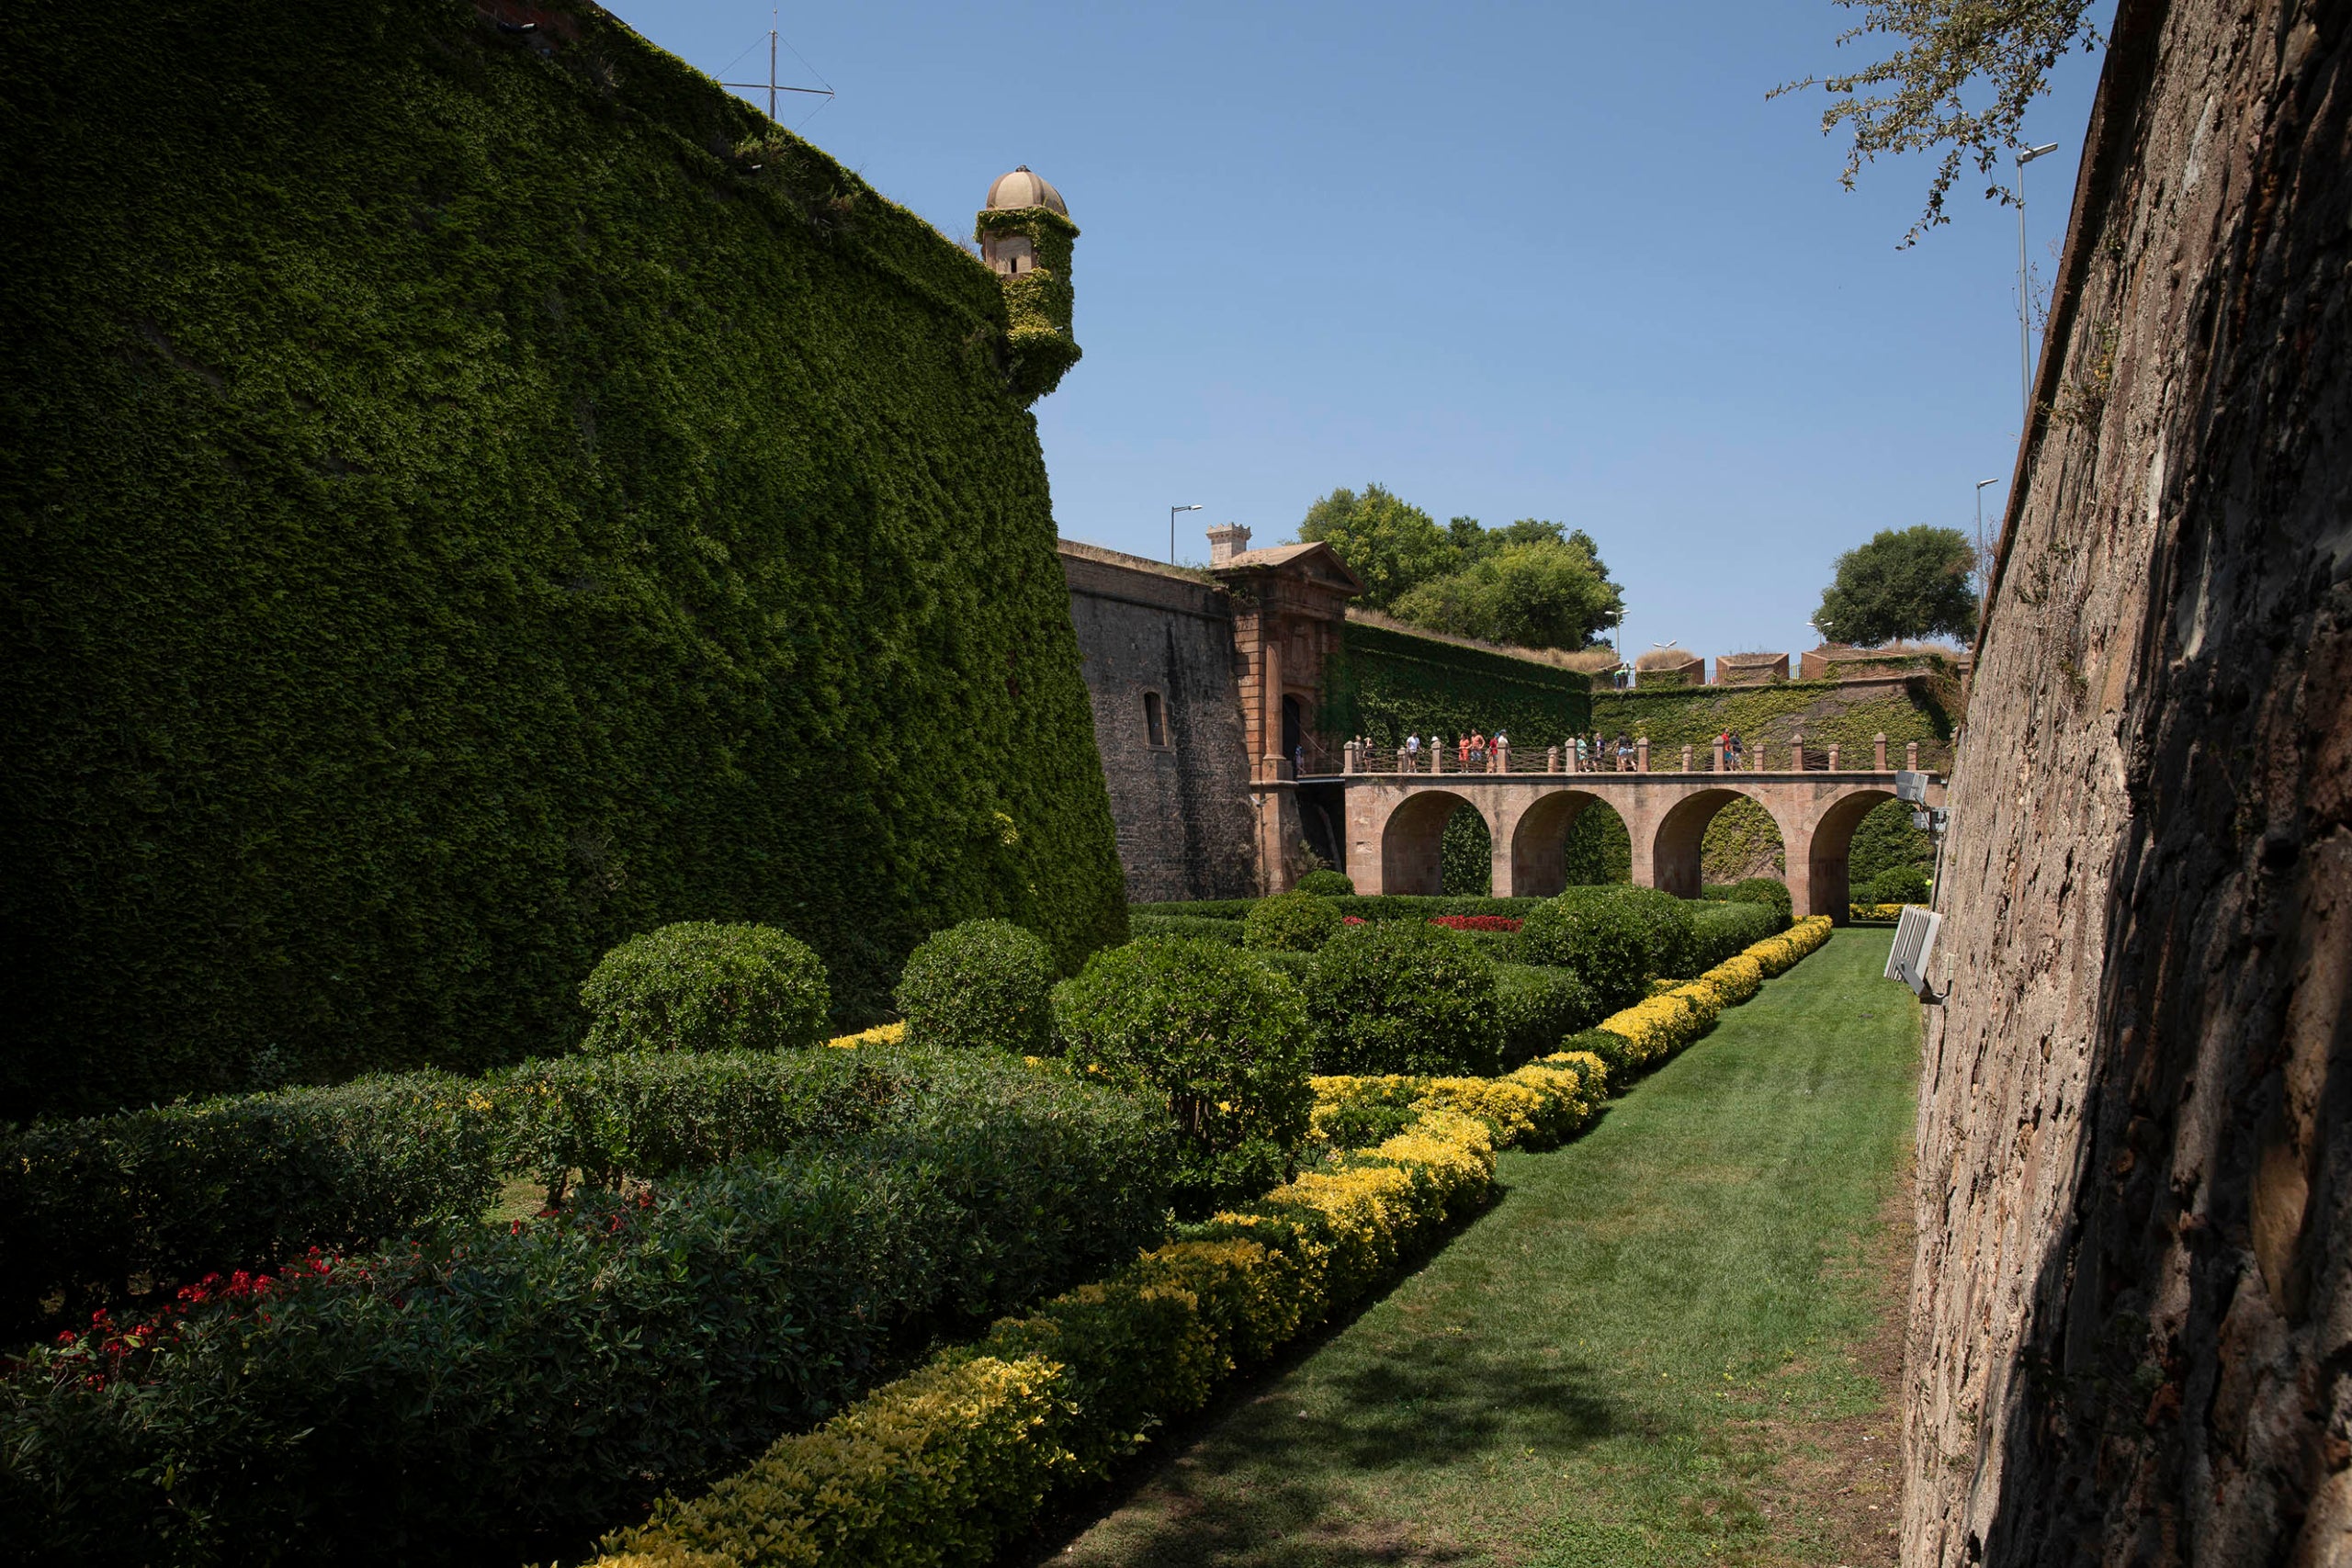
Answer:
[
  {"xmin": 1848, "ymin": 902, "xmax": 1907, "ymax": 924},
  {"xmin": 594, "ymin": 1107, "xmax": 1498, "ymax": 1568},
  {"xmin": 1582, "ymin": 915, "xmax": 1832, "ymax": 1068},
  {"xmin": 1310, "ymin": 1050, "xmax": 1609, "ymax": 1154},
  {"xmin": 1747, "ymin": 915, "xmax": 1834, "ymax": 977}
]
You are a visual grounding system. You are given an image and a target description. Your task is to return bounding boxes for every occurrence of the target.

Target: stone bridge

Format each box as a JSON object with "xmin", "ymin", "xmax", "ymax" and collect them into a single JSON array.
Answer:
[{"xmin": 1332, "ymin": 760, "xmax": 1945, "ymax": 919}]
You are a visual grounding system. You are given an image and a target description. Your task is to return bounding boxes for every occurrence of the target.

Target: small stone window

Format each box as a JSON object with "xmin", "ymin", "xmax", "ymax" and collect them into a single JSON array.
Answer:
[{"xmin": 1143, "ymin": 690, "xmax": 1169, "ymax": 749}]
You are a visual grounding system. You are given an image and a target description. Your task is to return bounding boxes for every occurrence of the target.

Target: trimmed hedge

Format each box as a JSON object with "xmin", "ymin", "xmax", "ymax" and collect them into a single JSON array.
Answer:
[
  {"xmin": 1128, "ymin": 913, "xmax": 1247, "ymax": 945},
  {"xmin": 1589, "ymin": 886, "xmax": 1700, "ymax": 979},
  {"xmin": 0, "ymin": 1074, "xmax": 500, "ymax": 1344},
  {"xmin": 1241, "ymin": 892, "xmax": 1342, "ymax": 953},
  {"xmin": 1309, "ymin": 1050, "xmax": 1609, "ymax": 1154},
  {"xmin": 581, "ymin": 923, "xmax": 832, "ymax": 1055},
  {"xmin": 1130, "ymin": 896, "xmax": 1542, "ymax": 924},
  {"xmin": 1051, "ymin": 939, "xmax": 1315, "ymax": 1214},
  {"xmin": 1749, "ymin": 915, "xmax": 1835, "ymax": 976},
  {"xmin": 1307, "ymin": 920, "xmax": 1502, "ymax": 1077},
  {"xmin": 893, "ymin": 919, "xmax": 1056, "ymax": 1056},
  {"xmin": 594, "ymin": 1104, "xmax": 1503, "ymax": 1568},
  {"xmin": 1493, "ymin": 963, "xmax": 1600, "ymax": 1067},
  {"xmin": 1295, "ymin": 870, "xmax": 1355, "ymax": 897},
  {"xmin": 0, "ymin": 1063, "xmax": 1173, "ymax": 1565},
  {"xmin": 1566, "ymin": 915, "xmax": 1833, "ymax": 1077},
  {"xmin": 0, "ymin": 0, "xmax": 1126, "ymax": 1118},
  {"xmin": 1516, "ymin": 893, "xmax": 1653, "ymax": 1011},
  {"xmin": 1690, "ymin": 901, "xmax": 1784, "ymax": 971},
  {"xmin": 1724, "ymin": 876, "xmax": 1794, "ymax": 923}
]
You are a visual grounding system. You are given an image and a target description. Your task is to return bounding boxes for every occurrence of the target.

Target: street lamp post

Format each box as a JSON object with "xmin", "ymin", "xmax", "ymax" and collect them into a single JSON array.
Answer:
[
  {"xmin": 1170, "ymin": 503, "xmax": 1202, "ymax": 564},
  {"xmin": 2017, "ymin": 142, "xmax": 2060, "ymax": 422},
  {"xmin": 1974, "ymin": 477, "xmax": 2002, "ymax": 596}
]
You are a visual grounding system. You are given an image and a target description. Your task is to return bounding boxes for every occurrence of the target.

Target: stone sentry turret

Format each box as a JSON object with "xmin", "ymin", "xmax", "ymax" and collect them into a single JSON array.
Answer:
[{"xmin": 978, "ymin": 167, "xmax": 1080, "ymax": 403}]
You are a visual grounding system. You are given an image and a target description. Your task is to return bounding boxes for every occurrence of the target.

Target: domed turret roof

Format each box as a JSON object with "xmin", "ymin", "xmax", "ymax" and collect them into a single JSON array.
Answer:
[{"xmin": 985, "ymin": 165, "xmax": 1068, "ymax": 216}]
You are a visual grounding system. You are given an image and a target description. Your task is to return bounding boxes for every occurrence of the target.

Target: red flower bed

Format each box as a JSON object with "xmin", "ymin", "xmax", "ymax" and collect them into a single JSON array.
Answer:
[
  {"xmin": 1428, "ymin": 915, "xmax": 1521, "ymax": 932},
  {"xmin": 1341, "ymin": 915, "xmax": 1366, "ymax": 925}
]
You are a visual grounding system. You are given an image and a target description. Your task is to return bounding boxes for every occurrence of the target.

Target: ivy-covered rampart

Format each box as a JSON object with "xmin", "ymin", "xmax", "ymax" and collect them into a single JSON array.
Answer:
[
  {"xmin": 1590, "ymin": 675, "xmax": 1957, "ymax": 771},
  {"xmin": 1325, "ymin": 622, "xmax": 1594, "ymax": 750},
  {"xmin": 0, "ymin": 0, "xmax": 1125, "ymax": 1115}
]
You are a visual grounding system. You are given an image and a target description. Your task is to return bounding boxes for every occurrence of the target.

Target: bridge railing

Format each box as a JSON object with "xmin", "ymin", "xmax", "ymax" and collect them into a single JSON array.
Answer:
[{"xmin": 1337, "ymin": 735, "xmax": 1930, "ymax": 776}]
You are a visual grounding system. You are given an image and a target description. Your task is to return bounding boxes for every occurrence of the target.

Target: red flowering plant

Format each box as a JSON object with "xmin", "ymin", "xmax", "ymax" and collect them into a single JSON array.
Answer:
[
  {"xmin": 1428, "ymin": 915, "xmax": 1522, "ymax": 932},
  {"xmin": 0, "ymin": 1055, "xmax": 1177, "ymax": 1565}
]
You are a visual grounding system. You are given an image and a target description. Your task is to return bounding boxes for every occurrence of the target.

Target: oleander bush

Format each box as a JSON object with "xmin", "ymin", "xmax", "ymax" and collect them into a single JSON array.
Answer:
[
  {"xmin": 1724, "ymin": 876, "xmax": 1794, "ymax": 924},
  {"xmin": 1295, "ymin": 870, "xmax": 1356, "ymax": 897},
  {"xmin": 1128, "ymin": 912, "xmax": 1248, "ymax": 945},
  {"xmin": 0, "ymin": 1068, "xmax": 1173, "ymax": 1565},
  {"xmin": 0, "ymin": 1075, "xmax": 501, "ymax": 1344},
  {"xmin": 1493, "ymin": 963, "xmax": 1600, "ymax": 1067},
  {"xmin": 1868, "ymin": 863, "xmax": 1932, "ymax": 905},
  {"xmin": 1242, "ymin": 891, "xmax": 1343, "ymax": 953},
  {"xmin": 1690, "ymin": 901, "xmax": 1783, "ymax": 970},
  {"xmin": 1307, "ymin": 919, "xmax": 1501, "ymax": 1077},
  {"xmin": 893, "ymin": 919, "xmax": 1057, "ymax": 1055},
  {"xmin": 1052, "ymin": 939, "xmax": 1315, "ymax": 1214},
  {"xmin": 594, "ymin": 1106, "xmax": 1500, "ymax": 1568},
  {"xmin": 1516, "ymin": 892, "xmax": 1654, "ymax": 1011},
  {"xmin": 579, "ymin": 922, "xmax": 831, "ymax": 1056}
]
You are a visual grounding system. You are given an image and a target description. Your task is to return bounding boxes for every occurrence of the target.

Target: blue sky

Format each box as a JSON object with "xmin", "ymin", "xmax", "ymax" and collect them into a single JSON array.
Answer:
[{"xmin": 622, "ymin": 1, "xmax": 2109, "ymax": 661}]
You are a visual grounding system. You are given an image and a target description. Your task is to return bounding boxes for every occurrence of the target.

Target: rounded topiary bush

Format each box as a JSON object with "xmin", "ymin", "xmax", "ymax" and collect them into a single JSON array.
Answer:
[
  {"xmin": 1725, "ymin": 876, "xmax": 1793, "ymax": 926},
  {"xmin": 1295, "ymin": 869, "xmax": 1356, "ymax": 897},
  {"xmin": 1243, "ymin": 891, "xmax": 1342, "ymax": 953},
  {"xmin": 892, "ymin": 918, "xmax": 1055, "ymax": 1055},
  {"xmin": 579, "ymin": 922, "xmax": 830, "ymax": 1055},
  {"xmin": 1052, "ymin": 938, "xmax": 1314, "ymax": 1215},
  {"xmin": 1562, "ymin": 1026, "xmax": 1635, "ymax": 1077},
  {"xmin": 1869, "ymin": 863, "xmax": 1931, "ymax": 904},
  {"xmin": 1516, "ymin": 894, "xmax": 1654, "ymax": 1013},
  {"xmin": 1307, "ymin": 920, "xmax": 1501, "ymax": 1077}
]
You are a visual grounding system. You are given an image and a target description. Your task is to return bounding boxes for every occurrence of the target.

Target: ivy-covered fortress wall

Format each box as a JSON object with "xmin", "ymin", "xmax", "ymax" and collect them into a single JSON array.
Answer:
[
  {"xmin": 0, "ymin": 0, "xmax": 1125, "ymax": 1115},
  {"xmin": 1327, "ymin": 621, "xmax": 1596, "ymax": 751},
  {"xmin": 1590, "ymin": 672, "xmax": 1958, "ymax": 771}
]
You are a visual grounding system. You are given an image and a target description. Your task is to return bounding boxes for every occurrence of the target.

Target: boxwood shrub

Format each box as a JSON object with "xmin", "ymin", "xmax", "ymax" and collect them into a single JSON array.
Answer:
[
  {"xmin": 1307, "ymin": 920, "xmax": 1501, "ymax": 1077},
  {"xmin": 579, "ymin": 922, "xmax": 831, "ymax": 1055},
  {"xmin": 1052, "ymin": 939, "xmax": 1314, "ymax": 1215},
  {"xmin": 1516, "ymin": 895, "xmax": 1654, "ymax": 1012},
  {"xmin": 1586, "ymin": 886, "xmax": 1699, "ymax": 979},
  {"xmin": 0, "ymin": 1062, "xmax": 1171, "ymax": 1566},
  {"xmin": 1242, "ymin": 892, "xmax": 1342, "ymax": 953},
  {"xmin": 1690, "ymin": 902, "xmax": 1783, "ymax": 972},
  {"xmin": 1294, "ymin": 869, "xmax": 1355, "ymax": 896},
  {"xmin": 1493, "ymin": 964, "xmax": 1600, "ymax": 1067},
  {"xmin": 1869, "ymin": 863, "xmax": 1931, "ymax": 904},
  {"xmin": 892, "ymin": 919, "xmax": 1055, "ymax": 1055},
  {"xmin": 1724, "ymin": 876, "xmax": 1794, "ymax": 924},
  {"xmin": 1127, "ymin": 913, "xmax": 1246, "ymax": 945}
]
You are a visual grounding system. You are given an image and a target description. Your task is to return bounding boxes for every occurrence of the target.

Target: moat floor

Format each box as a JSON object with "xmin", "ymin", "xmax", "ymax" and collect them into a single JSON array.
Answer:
[{"xmin": 1027, "ymin": 928, "xmax": 1919, "ymax": 1568}]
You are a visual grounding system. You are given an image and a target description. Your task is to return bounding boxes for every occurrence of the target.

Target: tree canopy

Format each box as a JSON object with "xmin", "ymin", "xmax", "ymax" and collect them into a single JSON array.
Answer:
[
  {"xmin": 1295, "ymin": 484, "xmax": 1622, "ymax": 651},
  {"xmin": 1296, "ymin": 485, "xmax": 1453, "ymax": 610},
  {"xmin": 1814, "ymin": 525, "xmax": 1978, "ymax": 645}
]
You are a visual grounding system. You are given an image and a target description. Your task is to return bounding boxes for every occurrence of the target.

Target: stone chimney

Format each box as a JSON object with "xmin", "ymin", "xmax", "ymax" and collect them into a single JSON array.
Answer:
[{"xmin": 1206, "ymin": 522, "xmax": 1251, "ymax": 566}]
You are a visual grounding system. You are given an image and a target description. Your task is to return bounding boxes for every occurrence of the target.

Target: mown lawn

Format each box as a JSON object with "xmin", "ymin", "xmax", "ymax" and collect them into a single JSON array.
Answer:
[{"xmin": 1033, "ymin": 928, "xmax": 1920, "ymax": 1568}]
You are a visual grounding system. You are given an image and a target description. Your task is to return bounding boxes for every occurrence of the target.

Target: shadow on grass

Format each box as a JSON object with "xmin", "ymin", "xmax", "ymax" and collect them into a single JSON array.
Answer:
[{"xmin": 1005, "ymin": 1181, "xmax": 1642, "ymax": 1568}]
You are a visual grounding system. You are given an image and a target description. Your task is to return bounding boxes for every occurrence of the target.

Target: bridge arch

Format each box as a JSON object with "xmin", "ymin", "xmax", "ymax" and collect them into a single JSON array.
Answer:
[
  {"xmin": 1509, "ymin": 788, "xmax": 1608, "ymax": 897},
  {"xmin": 1380, "ymin": 789, "xmax": 1487, "ymax": 896},
  {"xmin": 1649, "ymin": 787, "xmax": 1797, "ymax": 899},
  {"xmin": 1800, "ymin": 786, "xmax": 1899, "ymax": 921}
]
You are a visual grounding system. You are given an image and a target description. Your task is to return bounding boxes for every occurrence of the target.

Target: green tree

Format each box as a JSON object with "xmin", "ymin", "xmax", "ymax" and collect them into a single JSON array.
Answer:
[
  {"xmin": 1813, "ymin": 525, "xmax": 1978, "ymax": 645},
  {"xmin": 1390, "ymin": 536, "xmax": 1623, "ymax": 650},
  {"xmin": 1296, "ymin": 484, "xmax": 1453, "ymax": 609}
]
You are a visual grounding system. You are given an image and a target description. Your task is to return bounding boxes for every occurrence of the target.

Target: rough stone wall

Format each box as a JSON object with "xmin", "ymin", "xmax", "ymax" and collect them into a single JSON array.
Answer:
[
  {"xmin": 1903, "ymin": 2, "xmax": 2350, "ymax": 1562},
  {"xmin": 1059, "ymin": 544, "xmax": 1260, "ymax": 902}
]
